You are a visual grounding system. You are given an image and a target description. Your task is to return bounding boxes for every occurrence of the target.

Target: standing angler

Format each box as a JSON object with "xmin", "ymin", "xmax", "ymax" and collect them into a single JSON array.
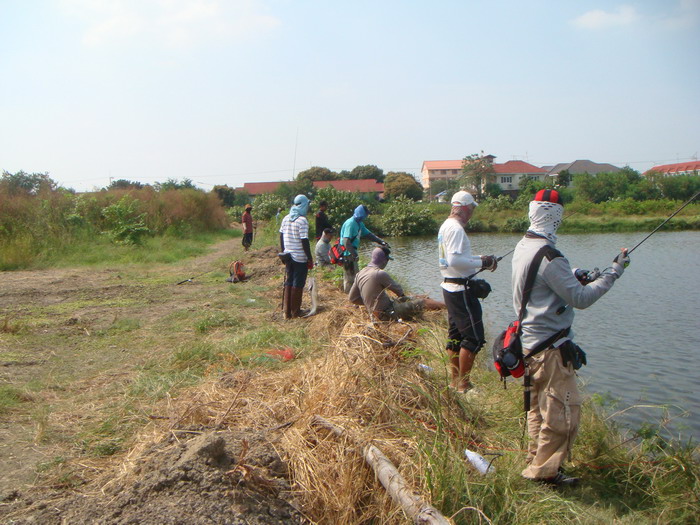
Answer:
[
  {"xmin": 279, "ymin": 195, "xmax": 314, "ymax": 319},
  {"xmin": 438, "ymin": 191, "xmax": 498, "ymax": 393},
  {"xmin": 241, "ymin": 204, "xmax": 253, "ymax": 251},
  {"xmin": 513, "ymin": 189, "xmax": 629, "ymax": 487},
  {"xmin": 339, "ymin": 204, "xmax": 387, "ymax": 293},
  {"xmin": 315, "ymin": 200, "xmax": 333, "ymax": 240}
]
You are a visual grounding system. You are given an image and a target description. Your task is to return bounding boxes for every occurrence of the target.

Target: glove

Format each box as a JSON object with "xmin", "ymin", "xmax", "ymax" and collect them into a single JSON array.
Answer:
[
  {"xmin": 307, "ymin": 260, "xmax": 314, "ymax": 270},
  {"xmin": 480, "ymin": 255, "xmax": 498, "ymax": 272},
  {"xmin": 612, "ymin": 249, "xmax": 630, "ymax": 277}
]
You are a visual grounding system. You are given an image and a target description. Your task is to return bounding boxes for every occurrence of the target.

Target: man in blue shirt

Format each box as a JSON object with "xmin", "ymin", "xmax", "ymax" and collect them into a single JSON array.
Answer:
[{"xmin": 339, "ymin": 205, "xmax": 387, "ymax": 293}]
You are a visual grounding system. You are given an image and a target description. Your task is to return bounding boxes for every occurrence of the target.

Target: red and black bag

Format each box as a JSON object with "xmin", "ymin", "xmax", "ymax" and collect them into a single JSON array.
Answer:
[
  {"xmin": 493, "ymin": 245, "xmax": 554, "ymax": 379},
  {"xmin": 329, "ymin": 239, "xmax": 346, "ymax": 265}
]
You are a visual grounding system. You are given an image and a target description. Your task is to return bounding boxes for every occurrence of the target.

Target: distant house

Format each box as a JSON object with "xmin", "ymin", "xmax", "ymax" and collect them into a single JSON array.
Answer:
[
  {"xmin": 240, "ymin": 181, "xmax": 291, "ymax": 196},
  {"xmin": 421, "ymin": 156, "xmax": 546, "ymax": 196},
  {"xmin": 644, "ymin": 160, "xmax": 700, "ymax": 177},
  {"xmin": 312, "ymin": 179, "xmax": 384, "ymax": 197},
  {"xmin": 547, "ymin": 160, "xmax": 621, "ymax": 179}
]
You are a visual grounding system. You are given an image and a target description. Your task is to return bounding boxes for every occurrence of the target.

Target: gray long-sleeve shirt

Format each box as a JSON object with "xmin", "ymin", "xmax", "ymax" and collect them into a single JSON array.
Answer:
[{"xmin": 511, "ymin": 235, "xmax": 621, "ymax": 350}]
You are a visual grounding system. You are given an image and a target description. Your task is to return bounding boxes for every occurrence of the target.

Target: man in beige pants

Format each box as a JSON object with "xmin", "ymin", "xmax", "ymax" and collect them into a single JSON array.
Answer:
[{"xmin": 511, "ymin": 189, "xmax": 629, "ymax": 487}]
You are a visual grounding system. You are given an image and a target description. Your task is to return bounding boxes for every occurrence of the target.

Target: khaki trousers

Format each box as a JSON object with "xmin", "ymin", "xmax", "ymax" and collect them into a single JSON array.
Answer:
[{"xmin": 522, "ymin": 347, "xmax": 582, "ymax": 480}]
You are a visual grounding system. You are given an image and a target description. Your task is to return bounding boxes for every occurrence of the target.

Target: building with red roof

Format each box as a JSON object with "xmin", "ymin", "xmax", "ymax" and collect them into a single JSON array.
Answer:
[
  {"xmin": 645, "ymin": 161, "xmax": 700, "ymax": 176},
  {"xmin": 421, "ymin": 155, "xmax": 545, "ymax": 194},
  {"xmin": 240, "ymin": 181, "xmax": 291, "ymax": 195}
]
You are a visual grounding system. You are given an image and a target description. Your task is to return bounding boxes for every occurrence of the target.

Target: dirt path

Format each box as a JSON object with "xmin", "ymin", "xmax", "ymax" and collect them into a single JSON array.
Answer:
[{"xmin": 0, "ymin": 237, "xmax": 284, "ymax": 497}]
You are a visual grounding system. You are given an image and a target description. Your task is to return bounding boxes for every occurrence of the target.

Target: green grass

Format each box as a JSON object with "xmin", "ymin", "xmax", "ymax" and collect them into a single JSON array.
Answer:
[
  {"xmin": 8, "ymin": 228, "xmax": 240, "ymax": 270},
  {"xmin": 0, "ymin": 385, "xmax": 29, "ymax": 415}
]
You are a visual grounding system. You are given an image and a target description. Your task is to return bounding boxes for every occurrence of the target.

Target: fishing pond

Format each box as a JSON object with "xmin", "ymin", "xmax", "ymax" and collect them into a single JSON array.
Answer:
[{"xmin": 363, "ymin": 230, "xmax": 700, "ymax": 443}]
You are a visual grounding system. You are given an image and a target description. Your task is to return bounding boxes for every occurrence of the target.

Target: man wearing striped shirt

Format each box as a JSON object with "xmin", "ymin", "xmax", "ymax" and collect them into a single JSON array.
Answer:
[{"xmin": 279, "ymin": 194, "xmax": 314, "ymax": 319}]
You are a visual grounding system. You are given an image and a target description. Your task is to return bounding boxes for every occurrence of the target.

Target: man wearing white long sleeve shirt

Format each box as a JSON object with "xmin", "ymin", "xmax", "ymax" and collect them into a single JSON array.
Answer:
[{"xmin": 438, "ymin": 191, "xmax": 498, "ymax": 393}]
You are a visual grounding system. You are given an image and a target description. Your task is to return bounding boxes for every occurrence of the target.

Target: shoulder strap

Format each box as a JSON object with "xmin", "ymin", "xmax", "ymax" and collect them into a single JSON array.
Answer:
[{"xmin": 516, "ymin": 245, "xmax": 553, "ymax": 330}]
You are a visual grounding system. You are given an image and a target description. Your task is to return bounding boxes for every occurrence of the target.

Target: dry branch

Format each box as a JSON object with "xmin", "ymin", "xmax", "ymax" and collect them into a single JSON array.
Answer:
[{"xmin": 311, "ymin": 415, "xmax": 452, "ymax": 525}]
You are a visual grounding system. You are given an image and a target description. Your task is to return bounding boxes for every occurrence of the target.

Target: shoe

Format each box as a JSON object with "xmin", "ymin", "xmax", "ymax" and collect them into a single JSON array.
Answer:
[{"xmin": 539, "ymin": 472, "xmax": 580, "ymax": 488}]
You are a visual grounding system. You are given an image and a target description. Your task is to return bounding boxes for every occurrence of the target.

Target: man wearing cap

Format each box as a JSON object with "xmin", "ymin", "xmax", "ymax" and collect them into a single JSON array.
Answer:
[
  {"xmin": 339, "ymin": 204, "xmax": 388, "ymax": 293},
  {"xmin": 350, "ymin": 247, "xmax": 443, "ymax": 321},
  {"xmin": 438, "ymin": 191, "xmax": 498, "ymax": 393},
  {"xmin": 241, "ymin": 204, "xmax": 253, "ymax": 251},
  {"xmin": 513, "ymin": 189, "xmax": 630, "ymax": 487}
]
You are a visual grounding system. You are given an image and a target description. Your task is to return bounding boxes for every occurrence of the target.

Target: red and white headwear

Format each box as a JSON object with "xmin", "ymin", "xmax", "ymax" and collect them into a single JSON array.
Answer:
[{"xmin": 528, "ymin": 189, "xmax": 563, "ymax": 243}]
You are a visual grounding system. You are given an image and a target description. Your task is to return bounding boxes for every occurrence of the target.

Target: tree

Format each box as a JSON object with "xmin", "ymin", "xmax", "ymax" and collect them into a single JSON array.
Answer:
[
  {"xmin": 383, "ymin": 172, "xmax": 423, "ymax": 201},
  {"xmin": 556, "ymin": 169, "xmax": 572, "ymax": 188},
  {"xmin": 155, "ymin": 178, "xmax": 198, "ymax": 191},
  {"xmin": 459, "ymin": 153, "xmax": 494, "ymax": 201},
  {"xmin": 348, "ymin": 165, "xmax": 385, "ymax": 182},
  {"xmin": 483, "ymin": 182, "xmax": 502, "ymax": 198},
  {"xmin": 107, "ymin": 179, "xmax": 144, "ymax": 190},
  {"xmin": 212, "ymin": 185, "xmax": 236, "ymax": 207},
  {"xmin": 296, "ymin": 166, "xmax": 338, "ymax": 183},
  {"xmin": 0, "ymin": 171, "xmax": 57, "ymax": 195}
]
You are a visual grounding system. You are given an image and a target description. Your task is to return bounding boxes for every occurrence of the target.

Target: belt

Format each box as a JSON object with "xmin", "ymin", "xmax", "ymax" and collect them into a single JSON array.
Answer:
[{"xmin": 443, "ymin": 277, "xmax": 469, "ymax": 285}]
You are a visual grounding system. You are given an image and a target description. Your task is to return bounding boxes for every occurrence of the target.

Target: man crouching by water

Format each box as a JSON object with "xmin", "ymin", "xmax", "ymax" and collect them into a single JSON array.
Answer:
[
  {"xmin": 514, "ymin": 189, "xmax": 629, "ymax": 488},
  {"xmin": 439, "ymin": 191, "xmax": 499, "ymax": 394},
  {"xmin": 349, "ymin": 247, "xmax": 444, "ymax": 321}
]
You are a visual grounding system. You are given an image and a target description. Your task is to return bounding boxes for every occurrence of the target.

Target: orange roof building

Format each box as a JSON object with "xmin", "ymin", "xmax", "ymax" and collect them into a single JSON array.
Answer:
[
  {"xmin": 421, "ymin": 156, "xmax": 545, "ymax": 193},
  {"xmin": 645, "ymin": 161, "xmax": 700, "ymax": 176}
]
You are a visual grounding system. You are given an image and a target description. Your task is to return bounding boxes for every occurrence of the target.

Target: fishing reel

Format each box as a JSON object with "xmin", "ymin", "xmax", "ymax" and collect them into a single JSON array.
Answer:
[{"xmin": 573, "ymin": 267, "xmax": 601, "ymax": 285}]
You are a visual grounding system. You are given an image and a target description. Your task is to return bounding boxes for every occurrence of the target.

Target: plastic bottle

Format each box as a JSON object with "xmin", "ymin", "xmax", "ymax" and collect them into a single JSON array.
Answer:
[
  {"xmin": 464, "ymin": 448, "xmax": 495, "ymax": 475},
  {"xmin": 416, "ymin": 363, "xmax": 433, "ymax": 374}
]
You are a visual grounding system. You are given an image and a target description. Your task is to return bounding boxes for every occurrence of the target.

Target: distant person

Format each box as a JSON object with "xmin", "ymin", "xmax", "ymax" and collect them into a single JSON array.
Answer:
[
  {"xmin": 438, "ymin": 191, "xmax": 498, "ymax": 393},
  {"xmin": 349, "ymin": 247, "xmax": 444, "ymax": 321},
  {"xmin": 315, "ymin": 200, "xmax": 333, "ymax": 240},
  {"xmin": 279, "ymin": 195, "xmax": 314, "ymax": 319},
  {"xmin": 241, "ymin": 204, "xmax": 253, "ymax": 251},
  {"xmin": 315, "ymin": 228, "xmax": 333, "ymax": 267},
  {"xmin": 513, "ymin": 189, "xmax": 629, "ymax": 487},
  {"xmin": 339, "ymin": 204, "xmax": 388, "ymax": 293}
]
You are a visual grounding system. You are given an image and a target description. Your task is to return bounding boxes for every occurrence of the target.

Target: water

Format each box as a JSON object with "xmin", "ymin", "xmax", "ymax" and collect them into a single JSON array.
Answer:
[{"xmin": 362, "ymin": 231, "xmax": 700, "ymax": 442}]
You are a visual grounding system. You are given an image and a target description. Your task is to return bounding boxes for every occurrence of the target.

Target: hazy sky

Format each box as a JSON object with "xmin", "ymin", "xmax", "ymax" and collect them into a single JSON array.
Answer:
[{"xmin": 1, "ymin": 0, "xmax": 699, "ymax": 192}]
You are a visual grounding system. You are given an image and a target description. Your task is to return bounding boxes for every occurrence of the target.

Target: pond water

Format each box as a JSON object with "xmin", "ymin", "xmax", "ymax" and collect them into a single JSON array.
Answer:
[{"xmin": 361, "ymin": 231, "xmax": 700, "ymax": 442}]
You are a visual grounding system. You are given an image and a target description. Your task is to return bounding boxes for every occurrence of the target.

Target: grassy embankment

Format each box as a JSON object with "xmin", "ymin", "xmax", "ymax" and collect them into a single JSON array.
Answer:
[
  {"xmin": 417, "ymin": 199, "xmax": 700, "ymax": 235},
  {"xmin": 1, "ymin": 221, "xmax": 698, "ymax": 523}
]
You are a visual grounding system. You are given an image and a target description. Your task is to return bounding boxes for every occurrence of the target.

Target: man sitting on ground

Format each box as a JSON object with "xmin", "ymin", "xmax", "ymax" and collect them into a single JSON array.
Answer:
[
  {"xmin": 348, "ymin": 247, "xmax": 444, "ymax": 321},
  {"xmin": 315, "ymin": 228, "xmax": 333, "ymax": 267}
]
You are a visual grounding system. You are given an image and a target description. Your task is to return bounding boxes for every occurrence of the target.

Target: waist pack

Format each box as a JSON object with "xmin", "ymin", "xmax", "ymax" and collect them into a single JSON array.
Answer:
[
  {"xmin": 468, "ymin": 279, "xmax": 491, "ymax": 299},
  {"xmin": 278, "ymin": 252, "xmax": 292, "ymax": 265}
]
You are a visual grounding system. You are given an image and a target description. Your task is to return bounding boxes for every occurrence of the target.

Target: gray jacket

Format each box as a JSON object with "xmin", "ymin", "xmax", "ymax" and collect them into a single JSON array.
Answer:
[{"xmin": 511, "ymin": 235, "xmax": 622, "ymax": 351}]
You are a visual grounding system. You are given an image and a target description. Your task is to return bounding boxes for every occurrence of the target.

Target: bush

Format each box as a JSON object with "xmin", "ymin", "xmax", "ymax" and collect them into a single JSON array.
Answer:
[
  {"xmin": 480, "ymin": 194, "xmax": 514, "ymax": 212},
  {"xmin": 504, "ymin": 216, "xmax": 529, "ymax": 233},
  {"xmin": 378, "ymin": 196, "xmax": 437, "ymax": 236},
  {"xmin": 101, "ymin": 196, "xmax": 151, "ymax": 245},
  {"xmin": 313, "ymin": 187, "xmax": 365, "ymax": 232},
  {"xmin": 251, "ymin": 193, "xmax": 288, "ymax": 220}
]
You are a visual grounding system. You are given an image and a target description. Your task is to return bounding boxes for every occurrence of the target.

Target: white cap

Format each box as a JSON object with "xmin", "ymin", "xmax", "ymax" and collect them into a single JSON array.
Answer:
[{"xmin": 451, "ymin": 190, "xmax": 478, "ymax": 207}]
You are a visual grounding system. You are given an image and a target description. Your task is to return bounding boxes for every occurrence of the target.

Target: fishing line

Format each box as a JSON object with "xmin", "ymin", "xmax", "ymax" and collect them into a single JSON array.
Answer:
[{"xmin": 627, "ymin": 191, "xmax": 699, "ymax": 254}]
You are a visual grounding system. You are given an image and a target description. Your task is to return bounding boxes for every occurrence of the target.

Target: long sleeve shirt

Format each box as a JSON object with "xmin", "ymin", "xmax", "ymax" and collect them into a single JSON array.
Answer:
[
  {"xmin": 511, "ymin": 235, "xmax": 621, "ymax": 350},
  {"xmin": 438, "ymin": 217, "xmax": 484, "ymax": 292}
]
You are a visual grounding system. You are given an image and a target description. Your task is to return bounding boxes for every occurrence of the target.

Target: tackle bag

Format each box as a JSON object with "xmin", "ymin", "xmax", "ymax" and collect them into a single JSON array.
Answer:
[
  {"xmin": 468, "ymin": 278, "xmax": 492, "ymax": 299},
  {"xmin": 329, "ymin": 240, "xmax": 347, "ymax": 265}
]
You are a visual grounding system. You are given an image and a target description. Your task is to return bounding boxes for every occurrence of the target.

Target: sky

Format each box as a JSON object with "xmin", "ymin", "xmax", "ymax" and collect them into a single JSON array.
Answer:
[{"xmin": 1, "ymin": 0, "xmax": 699, "ymax": 192}]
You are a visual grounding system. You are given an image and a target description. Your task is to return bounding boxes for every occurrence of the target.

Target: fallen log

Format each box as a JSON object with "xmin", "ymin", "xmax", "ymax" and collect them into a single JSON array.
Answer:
[{"xmin": 310, "ymin": 415, "xmax": 452, "ymax": 525}]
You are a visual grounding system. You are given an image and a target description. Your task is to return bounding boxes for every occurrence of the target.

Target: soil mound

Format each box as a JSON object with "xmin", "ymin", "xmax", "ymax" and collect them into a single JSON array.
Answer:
[{"xmin": 2, "ymin": 430, "xmax": 305, "ymax": 524}]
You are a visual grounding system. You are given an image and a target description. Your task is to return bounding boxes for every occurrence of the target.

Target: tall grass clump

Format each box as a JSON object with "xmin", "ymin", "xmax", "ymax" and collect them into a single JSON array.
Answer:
[{"xmin": 0, "ymin": 171, "xmax": 231, "ymax": 269}]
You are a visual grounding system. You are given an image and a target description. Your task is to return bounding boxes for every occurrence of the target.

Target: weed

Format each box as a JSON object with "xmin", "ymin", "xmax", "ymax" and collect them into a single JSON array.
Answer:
[
  {"xmin": 0, "ymin": 385, "xmax": 29, "ymax": 414},
  {"xmin": 1, "ymin": 316, "xmax": 26, "ymax": 334}
]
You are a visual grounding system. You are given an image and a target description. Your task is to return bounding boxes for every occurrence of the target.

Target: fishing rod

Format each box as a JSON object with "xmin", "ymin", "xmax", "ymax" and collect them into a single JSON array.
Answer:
[
  {"xmin": 626, "ymin": 191, "xmax": 699, "ymax": 255},
  {"xmin": 176, "ymin": 267, "xmax": 219, "ymax": 285}
]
